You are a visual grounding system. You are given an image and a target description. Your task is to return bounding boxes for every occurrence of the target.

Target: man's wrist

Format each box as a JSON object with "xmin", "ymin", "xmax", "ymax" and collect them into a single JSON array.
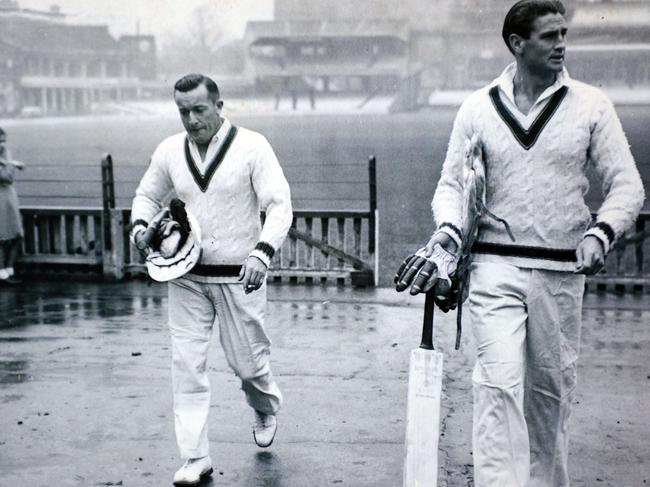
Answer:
[
  {"xmin": 248, "ymin": 241, "xmax": 275, "ymax": 268},
  {"xmin": 435, "ymin": 223, "xmax": 462, "ymax": 251},
  {"xmin": 130, "ymin": 221, "xmax": 148, "ymax": 246},
  {"xmin": 583, "ymin": 221, "xmax": 615, "ymax": 255},
  {"xmin": 433, "ymin": 230, "xmax": 460, "ymax": 253}
]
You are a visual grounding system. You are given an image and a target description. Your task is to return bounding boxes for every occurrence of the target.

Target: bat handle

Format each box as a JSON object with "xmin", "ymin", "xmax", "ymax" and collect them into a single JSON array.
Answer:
[
  {"xmin": 135, "ymin": 225, "xmax": 158, "ymax": 250},
  {"xmin": 135, "ymin": 208, "xmax": 169, "ymax": 251},
  {"xmin": 419, "ymin": 290, "xmax": 435, "ymax": 350}
]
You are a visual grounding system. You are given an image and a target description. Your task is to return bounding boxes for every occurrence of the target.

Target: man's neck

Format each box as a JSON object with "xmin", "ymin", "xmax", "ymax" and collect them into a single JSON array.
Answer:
[{"xmin": 513, "ymin": 63, "xmax": 557, "ymax": 114}]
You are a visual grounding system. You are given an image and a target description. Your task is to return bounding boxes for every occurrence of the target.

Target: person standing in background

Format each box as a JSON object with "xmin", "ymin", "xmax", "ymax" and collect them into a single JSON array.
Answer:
[{"xmin": 0, "ymin": 127, "xmax": 25, "ymax": 285}]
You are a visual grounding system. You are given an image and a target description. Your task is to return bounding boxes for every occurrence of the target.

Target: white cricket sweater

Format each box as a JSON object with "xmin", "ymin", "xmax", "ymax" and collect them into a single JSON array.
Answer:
[
  {"xmin": 433, "ymin": 64, "xmax": 645, "ymax": 272},
  {"xmin": 132, "ymin": 118, "xmax": 293, "ymax": 282}
]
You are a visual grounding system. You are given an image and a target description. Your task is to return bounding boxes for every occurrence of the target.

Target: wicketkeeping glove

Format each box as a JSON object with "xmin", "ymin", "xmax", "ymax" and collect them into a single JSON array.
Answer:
[{"xmin": 394, "ymin": 243, "xmax": 460, "ymax": 309}]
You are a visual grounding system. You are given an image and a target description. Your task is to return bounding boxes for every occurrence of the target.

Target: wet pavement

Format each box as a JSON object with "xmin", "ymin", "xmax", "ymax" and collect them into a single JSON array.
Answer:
[{"xmin": 0, "ymin": 281, "xmax": 649, "ymax": 487}]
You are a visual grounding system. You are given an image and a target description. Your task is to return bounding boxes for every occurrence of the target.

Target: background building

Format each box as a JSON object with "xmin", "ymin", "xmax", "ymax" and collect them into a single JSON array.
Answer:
[
  {"xmin": 245, "ymin": 0, "xmax": 649, "ymax": 111},
  {"xmin": 0, "ymin": 0, "xmax": 156, "ymax": 116}
]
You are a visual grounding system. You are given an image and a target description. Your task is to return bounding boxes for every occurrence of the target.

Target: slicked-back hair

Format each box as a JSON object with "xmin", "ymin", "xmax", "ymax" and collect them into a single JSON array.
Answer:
[
  {"xmin": 173, "ymin": 74, "xmax": 220, "ymax": 103},
  {"xmin": 502, "ymin": 0, "xmax": 566, "ymax": 54}
]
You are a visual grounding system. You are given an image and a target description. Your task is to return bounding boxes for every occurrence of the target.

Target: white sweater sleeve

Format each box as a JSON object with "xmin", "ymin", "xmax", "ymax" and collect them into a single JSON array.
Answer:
[
  {"xmin": 248, "ymin": 137, "xmax": 293, "ymax": 267},
  {"xmin": 131, "ymin": 144, "xmax": 174, "ymax": 229},
  {"xmin": 584, "ymin": 93, "xmax": 645, "ymax": 253},
  {"xmin": 431, "ymin": 96, "xmax": 474, "ymax": 246}
]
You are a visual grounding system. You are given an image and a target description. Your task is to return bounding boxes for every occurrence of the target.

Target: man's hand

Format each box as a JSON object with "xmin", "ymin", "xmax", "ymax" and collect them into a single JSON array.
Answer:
[
  {"xmin": 394, "ymin": 233, "xmax": 459, "ymax": 292},
  {"xmin": 132, "ymin": 225, "xmax": 151, "ymax": 257},
  {"xmin": 239, "ymin": 256, "xmax": 267, "ymax": 294},
  {"xmin": 575, "ymin": 236, "xmax": 605, "ymax": 275},
  {"xmin": 394, "ymin": 231, "xmax": 461, "ymax": 310}
]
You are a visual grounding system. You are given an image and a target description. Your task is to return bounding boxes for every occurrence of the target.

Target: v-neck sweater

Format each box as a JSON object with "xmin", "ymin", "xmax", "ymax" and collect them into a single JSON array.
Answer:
[
  {"xmin": 432, "ymin": 65, "xmax": 644, "ymax": 271},
  {"xmin": 132, "ymin": 122, "xmax": 292, "ymax": 281}
]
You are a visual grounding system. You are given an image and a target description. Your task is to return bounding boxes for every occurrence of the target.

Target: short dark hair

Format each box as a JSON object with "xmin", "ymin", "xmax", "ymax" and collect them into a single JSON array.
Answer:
[
  {"xmin": 174, "ymin": 74, "xmax": 220, "ymax": 102},
  {"xmin": 502, "ymin": 0, "xmax": 566, "ymax": 54},
  {"xmin": 0, "ymin": 127, "xmax": 5, "ymax": 137}
]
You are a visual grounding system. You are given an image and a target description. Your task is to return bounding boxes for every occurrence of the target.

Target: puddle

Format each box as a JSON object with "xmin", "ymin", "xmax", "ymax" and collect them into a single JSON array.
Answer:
[{"xmin": 0, "ymin": 360, "xmax": 30, "ymax": 384}]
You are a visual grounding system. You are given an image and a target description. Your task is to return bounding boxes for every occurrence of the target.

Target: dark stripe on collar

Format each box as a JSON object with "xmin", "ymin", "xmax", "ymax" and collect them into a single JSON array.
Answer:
[
  {"xmin": 489, "ymin": 85, "xmax": 568, "ymax": 151},
  {"xmin": 472, "ymin": 241, "xmax": 576, "ymax": 262},
  {"xmin": 184, "ymin": 125, "xmax": 238, "ymax": 193}
]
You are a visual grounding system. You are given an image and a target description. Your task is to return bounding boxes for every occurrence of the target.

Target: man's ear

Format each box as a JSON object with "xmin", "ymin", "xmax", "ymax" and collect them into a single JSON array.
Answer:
[
  {"xmin": 509, "ymin": 33, "xmax": 525, "ymax": 54},
  {"xmin": 216, "ymin": 99, "xmax": 224, "ymax": 111}
]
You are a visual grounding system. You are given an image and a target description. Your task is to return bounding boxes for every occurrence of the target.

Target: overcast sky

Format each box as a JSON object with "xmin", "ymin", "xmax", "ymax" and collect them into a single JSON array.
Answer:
[{"xmin": 19, "ymin": 0, "xmax": 274, "ymax": 45}]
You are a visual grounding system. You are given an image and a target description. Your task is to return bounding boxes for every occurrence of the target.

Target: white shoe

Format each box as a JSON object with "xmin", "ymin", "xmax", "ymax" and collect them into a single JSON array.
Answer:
[
  {"xmin": 0, "ymin": 269, "xmax": 8, "ymax": 280},
  {"xmin": 173, "ymin": 456, "xmax": 213, "ymax": 486},
  {"xmin": 253, "ymin": 410, "xmax": 277, "ymax": 448}
]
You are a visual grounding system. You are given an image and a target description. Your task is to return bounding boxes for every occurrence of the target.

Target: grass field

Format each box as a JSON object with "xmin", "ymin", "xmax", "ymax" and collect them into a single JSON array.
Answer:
[{"xmin": 3, "ymin": 106, "xmax": 649, "ymax": 283}]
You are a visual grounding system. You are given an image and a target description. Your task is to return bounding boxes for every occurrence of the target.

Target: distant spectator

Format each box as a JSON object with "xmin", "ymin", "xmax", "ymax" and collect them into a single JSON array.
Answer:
[{"xmin": 0, "ymin": 128, "xmax": 25, "ymax": 285}]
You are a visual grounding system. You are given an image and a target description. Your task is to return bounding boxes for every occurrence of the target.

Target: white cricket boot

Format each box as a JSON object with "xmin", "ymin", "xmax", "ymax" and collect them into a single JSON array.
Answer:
[
  {"xmin": 253, "ymin": 410, "xmax": 277, "ymax": 448},
  {"xmin": 173, "ymin": 456, "xmax": 213, "ymax": 486}
]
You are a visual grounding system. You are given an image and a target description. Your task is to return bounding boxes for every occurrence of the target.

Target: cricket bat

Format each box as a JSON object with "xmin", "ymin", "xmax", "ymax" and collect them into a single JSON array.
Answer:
[{"xmin": 403, "ymin": 291, "xmax": 443, "ymax": 487}]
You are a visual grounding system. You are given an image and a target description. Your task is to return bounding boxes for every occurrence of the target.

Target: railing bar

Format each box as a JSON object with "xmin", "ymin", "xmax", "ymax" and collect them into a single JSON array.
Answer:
[
  {"xmin": 321, "ymin": 217, "xmax": 330, "ymax": 269},
  {"xmin": 290, "ymin": 217, "xmax": 297, "ymax": 268},
  {"xmin": 79, "ymin": 215, "xmax": 89, "ymax": 255},
  {"xmin": 56, "ymin": 215, "xmax": 65, "ymax": 255},
  {"xmin": 305, "ymin": 217, "xmax": 314, "ymax": 270},
  {"xmin": 337, "ymin": 217, "xmax": 345, "ymax": 268},
  {"xmin": 636, "ymin": 218, "xmax": 644, "ymax": 276},
  {"xmin": 94, "ymin": 215, "xmax": 103, "ymax": 256},
  {"xmin": 353, "ymin": 217, "xmax": 362, "ymax": 259}
]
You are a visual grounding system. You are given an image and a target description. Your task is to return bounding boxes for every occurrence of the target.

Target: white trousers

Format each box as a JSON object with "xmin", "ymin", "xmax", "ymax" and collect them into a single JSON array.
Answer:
[
  {"xmin": 168, "ymin": 279, "xmax": 283, "ymax": 459},
  {"xmin": 469, "ymin": 262, "xmax": 585, "ymax": 487}
]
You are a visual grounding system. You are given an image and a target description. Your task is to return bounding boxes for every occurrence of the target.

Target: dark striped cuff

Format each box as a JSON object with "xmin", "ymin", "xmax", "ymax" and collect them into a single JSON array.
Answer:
[
  {"xmin": 438, "ymin": 223, "xmax": 462, "ymax": 241},
  {"xmin": 584, "ymin": 221, "xmax": 615, "ymax": 254},
  {"xmin": 254, "ymin": 241, "xmax": 275, "ymax": 260},
  {"xmin": 249, "ymin": 241, "xmax": 276, "ymax": 268},
  {"xmin": 594, "ymin": 222, "xmax": 615, "ymax": 246},
  {"xmin": 131, "ymin": 219, "xmax": 149, "ymax": 230},
  {"xmin": 437, "ymin": 222, "xmax": 463, "ymax": 248}
]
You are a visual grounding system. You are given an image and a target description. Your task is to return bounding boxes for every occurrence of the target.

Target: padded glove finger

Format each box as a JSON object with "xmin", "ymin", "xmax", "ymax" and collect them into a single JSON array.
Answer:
[
  {"xmin": 410, "ymin": 260, "xmax": 438, "ymax": 295},
  {"xmin": 395, "ymin": 254, "xmax": 427, "ymax": 292},
  {"xmin": 394, "ymin": 253, "xmax": 415, "ymax": 284}
]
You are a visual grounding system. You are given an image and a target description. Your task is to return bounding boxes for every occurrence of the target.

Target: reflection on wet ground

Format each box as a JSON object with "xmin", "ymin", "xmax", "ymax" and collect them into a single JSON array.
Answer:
[
  {"xmin": 0, "ymin": 360, "xmax": 29, "ymax": 384},
  {"xmin": 0, "ymin": 281, "xmax": 648, "ymax": 486},
  {"xmin": 0, "ymin": 282, "xmax": 165, "ymax": 330}
]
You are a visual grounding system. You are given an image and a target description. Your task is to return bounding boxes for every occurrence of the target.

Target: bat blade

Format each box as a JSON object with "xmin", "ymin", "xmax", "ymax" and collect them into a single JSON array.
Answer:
[{"xmin": 403, "ymin": 347, "xmax": 444, "ymax": 487}]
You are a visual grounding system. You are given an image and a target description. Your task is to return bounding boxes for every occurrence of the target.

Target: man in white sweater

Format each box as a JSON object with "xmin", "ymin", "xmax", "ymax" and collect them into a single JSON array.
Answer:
[
  {"xmin": 131, "ymin": 74, "xmax": 292, "ymax": 486},
  {"xmin": 407, "ymin": 1, "xmax": 644, "ymax": 486}
]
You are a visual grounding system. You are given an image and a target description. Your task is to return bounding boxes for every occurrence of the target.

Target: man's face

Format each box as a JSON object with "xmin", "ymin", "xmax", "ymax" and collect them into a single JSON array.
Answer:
[
  {"xmin": 174, "ymin": 84, "xmax": 223, "ymax": 146},
  {"xmin": 518, "ymin": 12, "xmax": 568, "ymax": 74}
]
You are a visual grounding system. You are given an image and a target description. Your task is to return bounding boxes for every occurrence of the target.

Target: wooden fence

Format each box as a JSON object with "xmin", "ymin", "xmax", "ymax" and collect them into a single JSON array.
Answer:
[
  {"xmin": 17, "ymin": 204, "xmax": 650, "ymax": 292},
  {"xmin": 14, "ymin": 153, "xmax": 650, "ymax": 291},
  {"xmin": 18, "ymin": 154, "xmax": 378, "ymax": 286},
  {"xmin": 584, "ymin": 212, "xmax": 650, "ymax": 293},
  {"xmin": 113, "ymin": 208, "xmax": 377, "ymax": 286}
]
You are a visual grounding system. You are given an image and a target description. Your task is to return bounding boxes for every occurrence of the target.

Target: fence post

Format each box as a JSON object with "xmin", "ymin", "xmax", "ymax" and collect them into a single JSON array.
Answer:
[
  {"xmin": 368, "ymin": 155, "xmax": 377, "ymax": 254},
  {"xmin": 101, "ymin": 154, "xmax": 123, "ymax": 279},
  {"xmin": 101, "ymin": 153, "xmax": 115, "ymax": 249},
  {"xmin": 102, "ymin": 209, "xmax": 125, "ymax": 280}
]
